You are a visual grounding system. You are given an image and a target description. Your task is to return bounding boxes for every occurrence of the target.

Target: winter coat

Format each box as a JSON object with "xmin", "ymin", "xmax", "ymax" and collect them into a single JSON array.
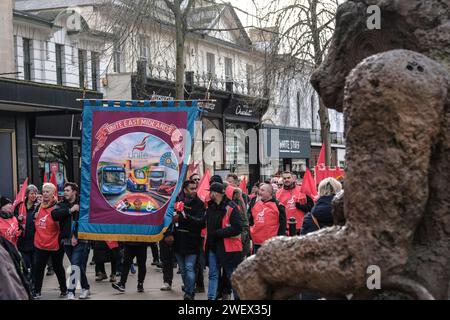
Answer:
[
  {"xmin": 173, "ymin": 195, "xmax": 205, "ymax": 255},
  {"xmin": 0, "ymin": 236, "xmax": 31, "ymax": 300},
  {"xmin": 52, "ymin": 199, "xmax": 79, "ymax": 242},
  {"xmin": 300, "ymin": 195, "xmax": 335, "ymax": 235},
  {"xmin": 15, "ymin": 199, "xmax": 39, "ymax": 252},
  {"xmin": 205, "ymin": 198, "xmax": 243, "ymax": 268}
]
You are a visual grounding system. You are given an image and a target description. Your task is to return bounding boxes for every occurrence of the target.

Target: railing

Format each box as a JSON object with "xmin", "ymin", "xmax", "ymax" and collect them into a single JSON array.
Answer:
[
  {"xmin": 310, "ymin": 130, "xmax": 345, "ymax": 145},
  {"xmin": 146, "ymin": 61, "xmax": 265, "ymax": 97}
]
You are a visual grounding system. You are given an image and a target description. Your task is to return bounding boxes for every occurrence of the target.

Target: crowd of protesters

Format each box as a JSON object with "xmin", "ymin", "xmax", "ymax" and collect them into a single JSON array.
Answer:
[{"xmin": 0, "ymin": 170, "xmax": 342, "ymax": 300}]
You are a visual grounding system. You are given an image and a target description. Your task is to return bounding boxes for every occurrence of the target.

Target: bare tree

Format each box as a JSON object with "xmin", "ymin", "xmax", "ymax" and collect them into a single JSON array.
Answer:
[
  {"xmin": 259, "ymin": 0, "xmax": 339, "ymax": 166},
  {"xmin": 162, "ymin": 0, "xmax": 195, "ymax": 99}
]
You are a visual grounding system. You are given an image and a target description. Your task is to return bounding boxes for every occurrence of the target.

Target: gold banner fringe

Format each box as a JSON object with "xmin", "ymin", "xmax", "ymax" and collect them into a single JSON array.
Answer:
[{"xmin": 78, "ymin": 229, "xmax": 167, "ymax": 243}]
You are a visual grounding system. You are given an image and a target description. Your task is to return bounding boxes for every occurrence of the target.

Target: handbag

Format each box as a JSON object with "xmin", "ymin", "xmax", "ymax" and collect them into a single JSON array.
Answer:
[{"xmin": 311, "ymin": 213, "xmax": 321, "ymax": 230}]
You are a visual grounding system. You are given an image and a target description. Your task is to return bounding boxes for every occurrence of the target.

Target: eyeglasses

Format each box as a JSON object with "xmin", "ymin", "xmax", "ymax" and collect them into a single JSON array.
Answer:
[
  {"xmin": 277, "ymin": 184, "xmax": 283, "ymax": 186},
  {"xmin": 193, "ymin": 179, "xmax": 200, "ymax": 181}
]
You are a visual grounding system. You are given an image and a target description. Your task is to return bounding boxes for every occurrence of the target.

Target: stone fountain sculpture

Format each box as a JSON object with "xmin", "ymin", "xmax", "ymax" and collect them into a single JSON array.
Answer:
[{"xmin": 231, "ymin": 0, "xmax": 450, "ymax": 300}]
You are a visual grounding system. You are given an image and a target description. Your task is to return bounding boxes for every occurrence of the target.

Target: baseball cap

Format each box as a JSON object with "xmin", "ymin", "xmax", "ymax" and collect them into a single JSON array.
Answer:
[{"xmin": 207, "ymin": 182, "xmax": 225, "ymax": 194}]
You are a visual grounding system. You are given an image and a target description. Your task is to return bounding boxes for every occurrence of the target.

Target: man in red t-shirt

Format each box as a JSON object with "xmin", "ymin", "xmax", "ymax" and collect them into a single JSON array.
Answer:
[
  {"xmin": 276, "ymin": 171, "xmax": 314, "ymax": 234},
  {"xmin": 249, "ymin": 183, "xmax": 286, "ymax": 254},
  {"xmin": 33, "ymin": 183, "xmax": 67, "ymax": 299}
]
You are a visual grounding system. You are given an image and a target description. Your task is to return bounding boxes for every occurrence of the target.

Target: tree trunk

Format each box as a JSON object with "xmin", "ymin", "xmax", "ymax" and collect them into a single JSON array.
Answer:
[
  {"xmin": 310, "ymin": 0, "xmax": 332, "ymax": 166},
  {"xmin": 318, "ymin": 98, "xmax": 332, "ymax": 166},
  {"xmin": 175, "ymin": 13, "xmax": 185, "ymax": 100}
]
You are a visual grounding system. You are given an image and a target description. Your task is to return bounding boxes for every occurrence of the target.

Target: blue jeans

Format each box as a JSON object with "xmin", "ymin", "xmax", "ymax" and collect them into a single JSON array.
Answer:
[
  {"xmin": 65, "ymin": 241, "xmax": 90, "ymax": 292},
  {"xmin": 175, "ymin": 253, "xmax": 197, "ymax": 297},
  {"xmin": 207, "ymin": 251, "xmax": 239, "ymax": 300}
]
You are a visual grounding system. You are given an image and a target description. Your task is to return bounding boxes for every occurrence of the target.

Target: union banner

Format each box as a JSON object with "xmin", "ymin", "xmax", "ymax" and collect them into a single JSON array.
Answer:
[{"xmin": 78, "ymin": 100, "xmax": 200, "ymax": 242}]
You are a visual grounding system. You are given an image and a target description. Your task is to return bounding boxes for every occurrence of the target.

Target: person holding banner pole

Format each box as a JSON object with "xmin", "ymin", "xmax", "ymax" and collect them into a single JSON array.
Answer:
[
  {"xmin": 52, "ymin": 182, "xmax": 91, "ymax": 300},
  {"xmin": 172, "ymin": 179, "xmax": 205, "ymax": 300},
  {"xmin": 112, "ymin": 241, "xmax": 149, "ymax": 293},
  {"xmin": 159, "ymin": 229, "xmax": 175, "ymax": 291}
]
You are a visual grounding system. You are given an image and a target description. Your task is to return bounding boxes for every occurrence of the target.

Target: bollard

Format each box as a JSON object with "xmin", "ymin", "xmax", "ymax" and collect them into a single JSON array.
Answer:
[{"xmin": 288, "ymin": 217, "xmax": 297, "ymax": 237}]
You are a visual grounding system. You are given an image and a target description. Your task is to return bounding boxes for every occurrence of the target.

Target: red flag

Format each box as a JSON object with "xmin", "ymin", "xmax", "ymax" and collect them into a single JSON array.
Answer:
[
  {"xmin": 317, "ymin": 143, "xmax": 325, "ymax": 166},
  {"xmin": 188, "ymin": 162, "xmax": 200, "ymax": 177},
  {"xmin": 301, "ymin": 168, "xmax": 317, "ymax": 200},
  {"xmin": 14, "ymin": 178, "xmax": 28, "ymax": 228},
  {"xmin": 43, "ymin": 174, "xmax": 48, "ymax": 183},
  {"xmin": 196, "ymin": 170, "xmax": 211, "ymax": 203},
  {"xmin": 225, "ymin": 185, "xmax": 235, "ymax": 200},
  {"xmin": 239, "ymin": 176, "xmax": 248, "ymax": 195},
  {"xmin": 14, "ymin": 177, "xmax": 28, "ymax": 208},
  {"xmin": 50, "ymin": 166, "xmax": 57, "ymax": 188}
]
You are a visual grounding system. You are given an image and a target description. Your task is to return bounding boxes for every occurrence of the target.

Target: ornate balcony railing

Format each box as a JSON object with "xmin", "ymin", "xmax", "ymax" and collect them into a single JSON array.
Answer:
[{"xmin": 146, "ymin": 61, "xmax": 265, "ymax": 97}]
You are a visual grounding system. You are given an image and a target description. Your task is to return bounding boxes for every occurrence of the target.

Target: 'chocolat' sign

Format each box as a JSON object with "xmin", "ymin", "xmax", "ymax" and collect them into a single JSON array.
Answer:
[
  {"xmin": 225, "ymin": 103, "xmax": 259, "ymax": 119},
  {"xmin": 235, "ymin": 105, "xmax": 253, "ymax": 116}
]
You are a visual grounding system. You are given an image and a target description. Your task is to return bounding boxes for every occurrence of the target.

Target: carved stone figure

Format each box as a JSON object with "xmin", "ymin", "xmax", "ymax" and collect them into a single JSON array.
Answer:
[{"xmin": 232, "ymin": 0, "xmax": 450, "ymax": 300}]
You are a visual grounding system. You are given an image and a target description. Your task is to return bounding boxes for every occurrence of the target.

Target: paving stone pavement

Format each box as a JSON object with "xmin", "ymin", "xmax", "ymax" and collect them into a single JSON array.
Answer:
[{"xmin": 40, "ymin": 249, "xmax": 208, "ymax": 300}]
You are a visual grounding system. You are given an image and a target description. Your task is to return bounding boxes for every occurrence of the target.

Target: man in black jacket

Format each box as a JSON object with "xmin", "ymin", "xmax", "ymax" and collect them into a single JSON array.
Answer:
[
  {"xmin": 172, "ymin": 179, "xmax": 205, "ymax": 300},
  {"xmin": 204, "ymin": 182, "xmax": 243, "ymax": 300},
  {"xmin": 52, "ymin": 182, "xmax": 90, "ymax": 300}
]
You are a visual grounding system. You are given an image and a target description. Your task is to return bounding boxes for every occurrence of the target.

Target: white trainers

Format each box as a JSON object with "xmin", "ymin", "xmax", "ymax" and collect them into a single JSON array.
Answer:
[
  {"xmin": 79, "ymin": 289, "xmax": 90, "ymax": 299},
  {"xmin": 67, "ymin": 292, "xmax": 76, "ymax": 300},
  {"xmin": 160, "ymin": 283, "xmax": 172, "ymax": 291}
]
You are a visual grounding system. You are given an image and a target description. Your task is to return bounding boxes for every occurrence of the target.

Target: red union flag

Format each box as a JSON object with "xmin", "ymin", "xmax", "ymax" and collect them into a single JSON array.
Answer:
[
  {"xmin": 197, "ymin": 170, "xmax": 211, "ymax": 203},
  {"xmin": 300, "ymin": 168, "xmax": 317, "ymax": 200}
]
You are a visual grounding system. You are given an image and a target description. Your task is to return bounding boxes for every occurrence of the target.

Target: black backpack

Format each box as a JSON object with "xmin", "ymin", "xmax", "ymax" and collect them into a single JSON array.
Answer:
[{"xmin": 0, "ymin": 236, "xmax": 32, "ymax": 299}]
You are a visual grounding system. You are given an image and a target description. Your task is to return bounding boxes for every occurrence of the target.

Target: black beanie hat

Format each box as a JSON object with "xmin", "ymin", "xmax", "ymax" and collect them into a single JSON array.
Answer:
[
  {"xmin": 0, "ymin": 196, "xmax": 13, "ymax": 209},
  {"xmin": 209, "ymin": 175, "xmax": 223, "ymax": 185}
]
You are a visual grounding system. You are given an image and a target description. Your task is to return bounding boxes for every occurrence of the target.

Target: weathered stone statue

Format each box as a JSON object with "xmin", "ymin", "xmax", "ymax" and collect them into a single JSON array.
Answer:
[{"xmin": 232, "ymin": 0, "xmax": 450, "ymax": 300}]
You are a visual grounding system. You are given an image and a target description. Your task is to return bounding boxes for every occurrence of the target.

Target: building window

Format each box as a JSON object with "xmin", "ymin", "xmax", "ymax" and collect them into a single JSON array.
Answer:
[
  {"xmin": 23, "ymin": 38, "xmax": 32, "ymax": 81},
  {"xmin": 55, "ymin": 44, "xmax": 64, "ymax": 85},
  {"xmin": 78, "ymin": 49, "xmax": 87, "ymax": 89},
  {"xmin": 246, "ymin": 64, "xmax": 254, "ymax": 94},
  {"xmin": 113, "ymin": 45, "xmax": 122, "ymax": 73},
  {"xmin": 91, "ymin": 52, "xmax": 99, "ymax": 91},
  {"xmin": 224, "ymin": 57, "xmax": 233, "ymax": 81},
  {"xmin": 139, "ymin": 35, "xmax": 148, "ymax": 60},
  {"xmin": 206, "ymin": 52, "xmax": 215, "ymax": 80}
]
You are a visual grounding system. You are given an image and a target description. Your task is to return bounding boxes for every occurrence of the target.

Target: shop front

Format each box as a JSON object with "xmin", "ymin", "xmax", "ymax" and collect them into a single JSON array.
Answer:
[
  {"xmin": 260, "ymin": 125, "xmax": 311, "ymax": 180},
  {"xmin": 0, "ymin": 77, "xmax": 102, "ymax": 198}
]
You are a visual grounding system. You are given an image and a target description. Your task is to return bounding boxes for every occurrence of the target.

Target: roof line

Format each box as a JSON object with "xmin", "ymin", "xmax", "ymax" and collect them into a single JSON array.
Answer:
[{"xmin": 13, "ymin": 9, "xmax": 55, "ymax": 28}]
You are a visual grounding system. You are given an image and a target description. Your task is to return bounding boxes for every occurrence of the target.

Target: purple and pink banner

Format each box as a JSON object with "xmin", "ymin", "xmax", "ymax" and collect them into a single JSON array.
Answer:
[{"xmin": 78, "ymin": 100, "xmax": 199, "ymax": 242}]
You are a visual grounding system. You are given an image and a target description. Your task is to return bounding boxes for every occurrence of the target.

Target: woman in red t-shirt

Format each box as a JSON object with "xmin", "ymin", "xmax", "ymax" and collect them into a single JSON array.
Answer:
[{"xmin": 32, "ymin": 183, "xmax": 67, "ymax": 299}]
